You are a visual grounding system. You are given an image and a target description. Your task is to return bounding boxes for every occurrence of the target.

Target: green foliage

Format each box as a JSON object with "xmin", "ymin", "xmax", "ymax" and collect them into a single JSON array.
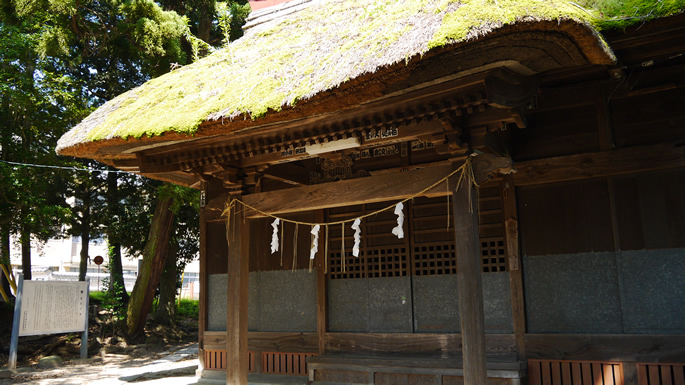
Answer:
[
  {"xmin": 157, "ymin": 183, "xmax": 200, "ymax": 275},
  {"xmin": 94, "ymin": 251, "xmax": 129, "ymax": 321},
  {"xmin": 99, "ymin": 278, "xmax": 129, "ymax": 321},
  {"xmin": 176, "ymin": 299, "xmax": 199, "ymax": 319},
  {"xmin": 217, "ymin": 1, "xmax": 251, "ymax": 43},
  {"xmin": 0, "ymin": 20, "xmax": 83, "ymax": 264}
]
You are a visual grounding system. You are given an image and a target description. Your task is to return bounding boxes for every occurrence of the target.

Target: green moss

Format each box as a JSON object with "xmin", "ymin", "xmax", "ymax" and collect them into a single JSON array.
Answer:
[
  {"xmin": 593, "ymin": 0, "xmax": 685, "ymax": 29},
  {"xmin": 429, "ymin": 0, "xmax": 600, "ymax": 49},
  {"xmin": 79, "ymin": 0, "xmax": 685, "ymax": 143}
]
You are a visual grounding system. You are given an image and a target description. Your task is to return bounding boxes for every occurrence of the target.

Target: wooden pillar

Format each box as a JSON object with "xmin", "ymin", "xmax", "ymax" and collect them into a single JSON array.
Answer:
[
  {"xmin": 452, "ymin": 173, "xmax": 488, "ymax": 385},
  {"xmin": 200, "ymin": 181, "xmax": 224, "ymax": 373},
  {"xmin": 226, "ymin": 201, "xmax": 250, "ymax": 385},
  {"xmin": 315, "ymin": 211, "xmax": 327, "ymax": 355},
  {"xmin": 502, "ymin": 175, "xmax": 526, "ymax": 360},
  {"xmin": 198, "ymin": 186, "xmax": 208, "ymax": 371}
]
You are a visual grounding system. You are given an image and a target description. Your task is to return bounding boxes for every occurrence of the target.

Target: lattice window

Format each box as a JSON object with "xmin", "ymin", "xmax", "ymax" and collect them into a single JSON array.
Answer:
[
  {"xmin": 478, "ymin": 184, "xmax": 507, "ymax": 273},
  {"xmin": 481, "ymin": 237, "xmax": 506, "ymax": 272},
  {"xmin": 328, "ymin": 247, "xmax": 408, "ymax": 279},
  {"xmin": 327, "ymin": 183, "xmax": 508, "ymax": 279},
  {"xmin": 412, "ymin": 243, "xmax": 457, "ymax": 276},
  {"xmin": 366, "ymin": 247, "xmax": 408, "ymax": 278},
  {"xmin": 328, "ymin": 251, "xmax": 365, "ymax": 279}
]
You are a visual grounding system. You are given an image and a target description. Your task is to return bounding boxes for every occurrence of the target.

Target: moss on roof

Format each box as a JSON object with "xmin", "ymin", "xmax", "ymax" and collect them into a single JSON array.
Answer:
[{"xmin": 56, "ymin": 0, "xmax": 685, "ymax": 152}]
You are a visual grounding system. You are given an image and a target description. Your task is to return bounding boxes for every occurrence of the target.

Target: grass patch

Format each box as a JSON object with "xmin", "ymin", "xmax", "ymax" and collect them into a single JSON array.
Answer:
[
  {"xmin": 89, "ymin": 290, "xmax": 108, "ymax": 305},
  {"xmin": 176, "ymin": 299, "xmax": 198, "ymax": 319}
]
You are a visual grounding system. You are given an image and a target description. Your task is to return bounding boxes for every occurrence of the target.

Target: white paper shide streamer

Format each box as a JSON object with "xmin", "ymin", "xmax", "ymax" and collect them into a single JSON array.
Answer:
[
  {"xmin": 351, "ymin": 218, "xmax": 362, "ymax": 257},
  {"xmin": 391, "ymin": 202, "xmax": 405, "ymax": 239},
  {"xmin": 270, "ymin": 218, "xmax": 280, "ymax": 254},
  {"xmin": 310, "ymin": 225, "xmax": 320, "ymax": 260}
]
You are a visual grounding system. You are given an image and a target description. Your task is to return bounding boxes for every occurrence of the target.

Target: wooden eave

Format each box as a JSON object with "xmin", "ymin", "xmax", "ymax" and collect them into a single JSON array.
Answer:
[{"xmin": 133, "ymin": 67, "xmax": 535, "ymax": 178}]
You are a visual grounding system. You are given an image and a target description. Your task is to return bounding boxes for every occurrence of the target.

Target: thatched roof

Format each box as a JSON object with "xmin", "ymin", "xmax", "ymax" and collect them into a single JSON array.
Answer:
[{"xmin": 56, "ymin": 0, "xmax": 685, "ymax": 159}]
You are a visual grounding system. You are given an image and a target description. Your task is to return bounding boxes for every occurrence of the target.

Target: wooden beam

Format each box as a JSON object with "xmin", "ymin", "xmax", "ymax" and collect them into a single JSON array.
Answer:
[
  {"xmin": 315, "ymin": 211, "xmax": 327, "ymax": 355},
  {"xmin": 501, "ymin": 176, "xmax": 526, "ymax": 361},
  {"xmin": 226, "ymin": 205, "xmax": 249, "ymax": 385},
  {"xmin": 465, "ymin": 106, "xmax": 525, "ymax": 128},
  {"xmin": 242, "ymin": 163, "xmax": 455, "ymax": 216},
  {"xmin": 452, "ymin": 171, "xmax": 488, "ymax": 385},
  {"xmin": 596, "ymin": 87, "xmax": 615, "ymax": 151},
  {"xmin": 203, "ymin": 331, "xmax": 319, "ymax": 353},
  {"xmin": 110, "ymin": 157, "xmax": 140, "ymax": 171},
  {"xmin": 525, "ymin": 334, "xmax": 685, "ymax": 362},
  {"xmin": 513, "ymin": 142, "xmax": 685, "ymax": 186},
  {"xmin": 324, "ymin": 333, "xmax": 515, "ymax": 356}
]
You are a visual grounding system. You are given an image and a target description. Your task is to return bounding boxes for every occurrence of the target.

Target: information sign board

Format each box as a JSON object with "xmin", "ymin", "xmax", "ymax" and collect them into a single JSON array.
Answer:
[
  {"xmin": 19, "ymin": 280, "xmax": 89, "ymax": 336},
  {"xmin": 9, "ymin": 276, "xmax": 89, "ymax": 369}
]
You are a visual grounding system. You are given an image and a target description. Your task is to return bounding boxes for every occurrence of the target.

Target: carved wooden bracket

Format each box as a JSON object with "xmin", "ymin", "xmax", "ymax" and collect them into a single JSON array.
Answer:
[
  {"xmin": 310, "ymin": 156, "xmax": 370, "ymax": 184},
  {"xmin": 433, "ymin": 117, "xmax": 469, "ymax": 156},
  {"xmin": 471, "ymin": 153, "xmax": 515, "ymax": 184}
]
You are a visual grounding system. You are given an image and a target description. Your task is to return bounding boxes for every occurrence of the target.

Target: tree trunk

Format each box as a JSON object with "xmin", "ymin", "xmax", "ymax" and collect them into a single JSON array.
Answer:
[
  {"xmin": 78, "ymin": 220, "xmax": 90, "ymax": 282},
  {"xmin": 0, "ymin": 226, "xmax": 13, "ymax": 301},
  {"xmin": 198, "ymin": 0, "xmax": 213, "ymax": 43},
  {"xmin": 20, "ymin": 223, "xmax": 31, "ymax": 281},
  {"xmin": 153, "ymin": 241, "xmax": 178, "ymax": 325},
  {"xmin": 107, "ymin": 168, "xmax": 128, "ymax": 302},
  {"xmin": 126, "ymin": 196, "xmax": 175, "ymax": 340},
  {"xmin": 108, "ymin": 243, "xmax": 129, "ymax": 303},
  {"xmin": 78, "ymin": 194, "xmax": 91, "ymax": 282}
]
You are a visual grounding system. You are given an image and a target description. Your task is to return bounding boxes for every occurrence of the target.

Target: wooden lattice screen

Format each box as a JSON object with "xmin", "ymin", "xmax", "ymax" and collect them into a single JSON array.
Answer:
[
  {"xmin": 327, "ymin": 182, "xmax": 507, "ymax": 279},
  {"xmin": 204, "ymin": 350, "xmax": 256, "ymax": 372},
  {"xmin": 637, "ymin": 363, "xmax": 685, "ymax": 385},
  {"xmin": 478, "ymin": 183, "xmax": 507, "ymax": 273},
  {"xmin": 328, "ymin": 201, "xmax": 410, "ymax": 279},
  {"xmin": 261, "ymin": 352, "xmax": 317, "ymax": 376},
  {"xmin": 528, "ymin": 359, "xmax": 624, "ymax": 385}
]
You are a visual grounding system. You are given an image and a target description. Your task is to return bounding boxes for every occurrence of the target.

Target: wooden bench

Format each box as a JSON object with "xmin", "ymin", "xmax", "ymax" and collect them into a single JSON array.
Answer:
[{"xmin": 308, "ymin": 355, "xmax": 526, "ymax": 385}]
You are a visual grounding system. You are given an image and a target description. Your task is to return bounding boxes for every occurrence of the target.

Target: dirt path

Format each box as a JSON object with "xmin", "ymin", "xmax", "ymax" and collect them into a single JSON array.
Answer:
[{"xmin": 3, "ymin": 342, "xmax": 199, "ymax": 385}]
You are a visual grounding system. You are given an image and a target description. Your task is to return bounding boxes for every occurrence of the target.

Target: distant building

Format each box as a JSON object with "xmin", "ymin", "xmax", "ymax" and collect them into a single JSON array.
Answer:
[{"xmin": 8, "ymin": 235, "xmax": 199, "ymax": 298}]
